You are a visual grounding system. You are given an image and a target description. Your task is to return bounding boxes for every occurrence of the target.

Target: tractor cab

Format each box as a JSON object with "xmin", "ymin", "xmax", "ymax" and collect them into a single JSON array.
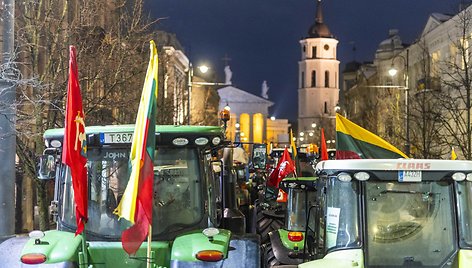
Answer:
[
  {"xmin": 263, "ymin": 177, "xmax": 317, "ymax": 267},
  {"xmin": 43, "ymin": 125, "xmax": 224, "ymax": 241},
  {"xmin": 301, "ymin": 159, "xmax": 472, "ymax": 268}
]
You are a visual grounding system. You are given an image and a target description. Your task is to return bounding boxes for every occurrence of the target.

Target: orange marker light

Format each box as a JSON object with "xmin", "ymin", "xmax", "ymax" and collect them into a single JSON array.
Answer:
[
  {"xmin": 196, "ymin": 250, "xmax": 224, "ymax": 262},
  {"xmin": 219, "ymin": 109, "xmax": 230, "ymax": 122},
  {"xmin": 288, "ymin": 231, "xmax": 304, "ymax": 242},
  {"xmin": 21, "ymin": 253, "xmax": 47, "ymax": 264}
]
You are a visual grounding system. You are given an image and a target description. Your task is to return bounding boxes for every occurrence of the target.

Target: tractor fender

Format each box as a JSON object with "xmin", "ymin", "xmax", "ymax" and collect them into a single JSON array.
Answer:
[
  {"xmin": 170, "ymin": 234, "xmax": 260, "ymax": 268},
  {"xmin": 267, "ymin": 230, "xmax": 303, "ymax": 265},
  {"xmin": 0, "ymin": 230, "xmax": 82, "ymax": 267},
  {"xmin": 0, "ymin": 235, "xmax": 75, "ymax": 268}
]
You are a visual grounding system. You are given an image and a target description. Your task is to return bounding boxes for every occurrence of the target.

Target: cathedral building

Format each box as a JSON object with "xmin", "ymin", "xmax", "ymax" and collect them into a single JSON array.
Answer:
[{"xmin": 297, "ymin": 0, "xmax": 339, "ymax": 143}]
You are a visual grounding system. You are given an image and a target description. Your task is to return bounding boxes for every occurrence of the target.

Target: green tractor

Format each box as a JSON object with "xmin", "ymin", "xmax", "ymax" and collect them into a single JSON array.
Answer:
[
  {"xmin": 262, "ymin": 177, "xmax": 317, "ymax": 267},
  {"xmin": 0, "ymin": 125, "xmax": 259, "ymax": 267},
  {"xmin": 256, "ymin": 145, "xmax": 318, "ymax": 246},
  {"xmin": 300, "ymin": 159, "xmax": 472, "ymax": 268},
  {"xmin": 255, "ymin": 147, "xmax": 289, "ymax": 245}
]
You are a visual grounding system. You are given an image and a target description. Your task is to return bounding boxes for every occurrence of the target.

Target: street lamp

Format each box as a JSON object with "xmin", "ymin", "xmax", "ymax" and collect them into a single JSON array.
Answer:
[
  {"xmin": 187, "ymin": 63, "xmax": 230, "ymax": 125},
  {"xmin": 198, "ymin": 65, "xmax": 209, "ymax": 74},
  {"xmin": 388, "ymin": 48, "xmax": 410, "ymax": 156}
]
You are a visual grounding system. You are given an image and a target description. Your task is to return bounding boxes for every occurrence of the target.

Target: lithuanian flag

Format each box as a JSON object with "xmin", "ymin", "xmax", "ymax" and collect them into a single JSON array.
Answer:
[
  {"xmin": 114, "ymin": 40, "xmax": 158, "ymax": 255},
  {"xmin": 336, "ymin": 113, "xmax": 408, "ymax": 159}
]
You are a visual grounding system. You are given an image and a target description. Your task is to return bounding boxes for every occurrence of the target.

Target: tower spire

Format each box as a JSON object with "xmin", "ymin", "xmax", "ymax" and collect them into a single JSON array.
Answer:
[
  {"xmin": 308, "ymin": 0, "xmax": 333, "ymax": 38},
  {"xmin": 315, "ymin": 0, "xmax": 323, "ymax": 24}
]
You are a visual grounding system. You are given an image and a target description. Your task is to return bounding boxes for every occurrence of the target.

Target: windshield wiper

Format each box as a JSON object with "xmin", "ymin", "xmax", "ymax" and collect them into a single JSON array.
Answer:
[{"xmin": 380, "ymin": 189, "xmax": 433, "ymax": 195}]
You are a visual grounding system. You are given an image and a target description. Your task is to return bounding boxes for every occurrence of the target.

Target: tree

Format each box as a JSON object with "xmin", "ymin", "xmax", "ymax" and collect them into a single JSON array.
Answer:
[
  {"xmin": 343, "ymin": 65, "xmax": 404, "ymax": 151},
  {"xmin": 434, "ymin": 6, "xmax": 472, "ymax": 159},
  {"xmin": 407, "ymin": 39, "xmax": 446, "ymax": 158},
  {"xmin": 14, "ymin": 0, "xmax": 159, "ymax": 231}
]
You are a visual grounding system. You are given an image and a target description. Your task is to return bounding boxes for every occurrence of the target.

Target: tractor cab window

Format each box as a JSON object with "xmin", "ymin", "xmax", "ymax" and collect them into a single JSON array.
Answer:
[
  {"xmin": 456, "ymin": 181, "xmax": 472, "ymax": 248},
  {"xmin": 366, "ymin": 181, "xmax": 455, "ymax": 267},
  {"xmin": 61, "ymin": 148, "xmax": 130, "ymax": 237},
  {"xmin": 203, "ymin": 153, "xmax": 223, "ymax": 226},
  {"xmin": 286, "ymin": 188, "xmax": 316, "ymax": 232},
  {"xmin": 325, "ymin": 177, "xmax": 360, "ymax": 251},
  {"xmin": 152, "ymin": 147, "xmax": 203, "ymax": 234}
]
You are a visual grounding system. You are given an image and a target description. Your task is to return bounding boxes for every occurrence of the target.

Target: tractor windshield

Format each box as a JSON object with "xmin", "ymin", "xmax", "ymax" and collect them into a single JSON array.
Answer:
[
  {"xmin": 60, "ymin": 147, "xmax": 203, "ymax": 239},
  {"xmin": 365, "ymin": 181, "xmax": 456, "ymax": 267}
]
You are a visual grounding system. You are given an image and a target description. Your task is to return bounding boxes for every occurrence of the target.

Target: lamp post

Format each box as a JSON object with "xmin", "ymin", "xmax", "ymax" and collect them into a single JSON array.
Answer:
[
  {"xmin": 187, "ymin": 63, "xmax": 194, "ymax": 125},
  {"xmin": 388, "ymin": 49, "xmax": 410, "ymax": 156},
  {"xmin": 187, "ymin": 63, "xmax": 229, "ymax": 125}
]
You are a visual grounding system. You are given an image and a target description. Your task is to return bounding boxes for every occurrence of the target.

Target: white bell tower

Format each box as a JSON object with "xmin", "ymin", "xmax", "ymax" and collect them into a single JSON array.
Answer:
[{"xmin": 298, "ymin": 0, "xmax": 339, "ymax": 142}]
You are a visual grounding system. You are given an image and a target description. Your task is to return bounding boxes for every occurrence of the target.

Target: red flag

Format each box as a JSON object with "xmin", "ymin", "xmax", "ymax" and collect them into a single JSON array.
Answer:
[
  {"xmin": 62, "ymin": 46, "xmax": 87, "ymax": 235},
  {"xmin": 267, "ymin": 148, "xmax": 295, "ymax": 187},
  {"xmin": 321, "ymin": 128, "xmax": 329, "ymax": 161}
]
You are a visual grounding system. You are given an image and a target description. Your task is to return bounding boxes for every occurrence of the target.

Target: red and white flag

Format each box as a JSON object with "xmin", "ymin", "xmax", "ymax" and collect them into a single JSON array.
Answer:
[{"xmin": 267, "ymin": 148, "xmax": 295, "ymax": 187}]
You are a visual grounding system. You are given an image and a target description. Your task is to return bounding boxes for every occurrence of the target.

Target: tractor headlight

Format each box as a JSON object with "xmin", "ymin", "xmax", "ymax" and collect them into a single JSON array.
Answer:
[
  {"xmin": 452, "ymin": 172, "xmax": 466, "ymax": 181},
  {"xmin": 354, "ymin": 172, "xmax": 370, "ymax": 181},
  {"xmin": 337, "ymin": 172, "xmax": 352, "ymax": 182}
]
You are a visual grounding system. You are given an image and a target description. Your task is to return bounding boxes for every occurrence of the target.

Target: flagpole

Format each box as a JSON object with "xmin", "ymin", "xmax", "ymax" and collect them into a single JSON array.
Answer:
[
  {"xmin": 78, "ymin": 222, "xmax": 88, "ymax": 267},
  {"xmin": 147, "ymin": 224, "xmax": 152, "ymax": 268}
]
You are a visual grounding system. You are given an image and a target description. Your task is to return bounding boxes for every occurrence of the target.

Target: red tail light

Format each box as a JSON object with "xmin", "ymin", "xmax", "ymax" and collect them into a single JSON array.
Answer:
[
  {"xmin": 288, "ymin": 231, "xmax": 304, "ymax": 242},
  {"xmin": 21, "ymin": 253, "xmax": 47, "ymax": 264},
  {"xmin": 196, "ymin": 250, "xmax": 224, "ymax": 262}
]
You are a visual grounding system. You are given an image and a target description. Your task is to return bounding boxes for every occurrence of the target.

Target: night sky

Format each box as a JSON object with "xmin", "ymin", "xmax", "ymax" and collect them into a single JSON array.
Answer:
[{"xmin": 145, "ymin": 0, "xmax": 460, "ymax": 122}]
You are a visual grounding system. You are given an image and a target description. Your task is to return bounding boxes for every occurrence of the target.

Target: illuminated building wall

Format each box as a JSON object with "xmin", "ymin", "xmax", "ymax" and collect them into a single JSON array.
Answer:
[
  {"xmin": 266, "ymin": 118, "xmax": 291, "ymax": 147},
  {"xmin": 239, "ymin": 113, "xmax": 250, "ymax": 143},
  {"xmin": 227, "ymin": 114, "xmax": 237, "ymax": 141}
]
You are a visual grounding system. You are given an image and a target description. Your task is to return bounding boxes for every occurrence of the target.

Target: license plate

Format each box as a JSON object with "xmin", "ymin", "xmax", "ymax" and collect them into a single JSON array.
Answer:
[
  {"xmin": 398, "ymin": 170, "xmax": 422, "ymax": 182},
  {"xmin": 102, "ymin": 133, "xmax": 133, "ymax": 144}
]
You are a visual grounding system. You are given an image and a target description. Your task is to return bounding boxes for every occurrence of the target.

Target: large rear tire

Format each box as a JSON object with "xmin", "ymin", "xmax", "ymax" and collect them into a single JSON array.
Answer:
[
  {"xmin": 256, "ymin": 205, "xmax": 284, "ymax": 244},
  {"xmin": 261, "ymin": 242, "xmax": 280, "ymax": 268}
]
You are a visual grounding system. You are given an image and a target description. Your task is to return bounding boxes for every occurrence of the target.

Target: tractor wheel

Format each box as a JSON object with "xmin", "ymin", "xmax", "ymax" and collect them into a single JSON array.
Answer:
[
  {"xmin": 256, "ymin": 208, "xmax": 284, "ymax": 244},
  {"xmin": 261, "ymin": 243, "xmax": 280, "ymax": 268}
]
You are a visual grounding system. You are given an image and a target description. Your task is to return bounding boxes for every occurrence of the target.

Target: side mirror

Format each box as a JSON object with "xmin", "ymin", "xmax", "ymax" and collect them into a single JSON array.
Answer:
[
  {"xmin": 252, "ymin": 143, "xmax": 267, "ymax": 170},
  {"xmin": 37, "ymin": 149, "xmax": 58, "ymax": 180}
]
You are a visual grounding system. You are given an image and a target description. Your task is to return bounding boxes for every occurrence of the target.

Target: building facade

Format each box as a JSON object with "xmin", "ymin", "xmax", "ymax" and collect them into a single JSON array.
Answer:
[
  {"xmin": 160, "ymin": 38, "xmax": 220, "ymax": 126},
  {"xmin": 218, "ymin": 85, "xmax": 274, "ymax": 144},
  {"xmin": 161, "ymin": 45, "xmax": 190, "ymax": 125},
  {"xmin": 342, "ymin": 4, "xmax": 472, "ymax": 159}
]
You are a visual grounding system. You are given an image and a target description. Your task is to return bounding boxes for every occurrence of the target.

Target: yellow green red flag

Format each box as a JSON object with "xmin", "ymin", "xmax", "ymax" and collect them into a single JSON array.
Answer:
[
  {"xmin": 290, "ymin": 129, "xmax": 297, "ymax": 158},
  {"xmin": 336, "ymin": 113, "xmax": 408, "ymax": 159},
  {"xmin": 114, "ymin": 40, "xmax": 158, "ymax": 255}
]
